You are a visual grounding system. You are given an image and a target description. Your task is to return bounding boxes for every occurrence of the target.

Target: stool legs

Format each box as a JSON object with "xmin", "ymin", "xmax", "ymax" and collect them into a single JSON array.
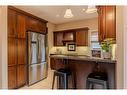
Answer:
[
  {"xmin": 86, "ymin": 79, "xmax": 109, "ymax": 89},
  {"xmin": 52, "ymin": 73, "xmax": 55, "ymax": 89}
]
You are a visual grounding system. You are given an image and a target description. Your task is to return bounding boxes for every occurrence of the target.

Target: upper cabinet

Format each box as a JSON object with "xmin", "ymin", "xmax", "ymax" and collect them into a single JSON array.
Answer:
[
  {"xmin": 17, "ymin": 13, "xmax": 26, "ymax": 38},
  {"xmin": 97, "ymin": 6, "xmax": 116, "ymax": 42},
  {"xmin": 76, "ymin": 28, "xmax": 88, "ymax": 46},
  {"xmin": 53, "ymin": 28, "xmax": 89, "ymax": 46},
  {"xmin": 8, "ymin": 9, "xmax": 17, "ymax": 38},
  {"xmin": 26, "ymin": 17, "xmax": 47, "ymax": 34},
  {"xmin": 8, "ymin": 9, "xmax": 26, "ymax": 38},
  {"xmin": 54, "ymin": 32, "xmax": 64, "ymax": 46},
  {"xmin": 63, "ymin": 31, "xmax": 75, "ymax": 42}
]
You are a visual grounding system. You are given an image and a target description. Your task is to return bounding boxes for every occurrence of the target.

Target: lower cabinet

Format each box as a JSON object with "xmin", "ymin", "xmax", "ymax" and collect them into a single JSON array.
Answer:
[
  {"xmin": 8, "ymin": 66, "xmax": 17, "ymax": 89},
  {"xmin": 17, "ymin": 65, "xmax": 26, "ymax": 87},
  {"xmin": 8, "ymin": 38, "xmax": 26, "ymax": 89},
  {"xmin": 8, "ymin": 65, "xmax": 26, "ymax": 89}
]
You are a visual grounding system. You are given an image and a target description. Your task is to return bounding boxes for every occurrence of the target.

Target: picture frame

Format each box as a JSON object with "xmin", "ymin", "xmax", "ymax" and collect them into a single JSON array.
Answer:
[{"xmin": 67, "ymin": 44, "xmax": 76, "ymax": 51}]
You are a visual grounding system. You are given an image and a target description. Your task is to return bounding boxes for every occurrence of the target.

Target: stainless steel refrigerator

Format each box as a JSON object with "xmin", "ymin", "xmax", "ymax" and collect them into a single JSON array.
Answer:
[{"xmin": 27, "ymin": 31, "xmax": 48, "ymax": 85}]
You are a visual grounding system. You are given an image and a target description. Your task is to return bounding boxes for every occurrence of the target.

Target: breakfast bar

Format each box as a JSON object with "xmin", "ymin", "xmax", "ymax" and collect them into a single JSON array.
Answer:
[{"xmin": 50, "ymin": 54, "xmax": 116, "ymax": 89}]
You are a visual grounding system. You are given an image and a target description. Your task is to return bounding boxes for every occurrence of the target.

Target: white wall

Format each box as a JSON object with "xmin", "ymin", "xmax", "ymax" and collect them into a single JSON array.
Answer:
[
  {"xmin": 123, "ymin": 6, "xmax": 127, "ymax": 89},
  {"xmin": 0, "ymin": 6, "xmax": 2, "ymax": 88},
  {"xmin": 0, "ymin": 6, "xmax": 8, "ymax": 89},
  {"xmin": 47, "ymin": 22, "xmax": 56, "ymax": 68},
  {"xmin": 116, "ymin": 6, "xmax": 124, "ymax": 89},
  {"xmin": 55, "ymin": 17, "xmax": 98, "ymax": 31}
]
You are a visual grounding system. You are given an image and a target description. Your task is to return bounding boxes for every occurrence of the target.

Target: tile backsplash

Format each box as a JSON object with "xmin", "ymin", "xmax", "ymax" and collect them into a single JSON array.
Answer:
[
  {"xmin": 49, "ymin": 44, "xmax": 117, "ymax": 60},
  {"xmin": 50, "ymin": 46, "xmax": 91, "ymax": 56}
]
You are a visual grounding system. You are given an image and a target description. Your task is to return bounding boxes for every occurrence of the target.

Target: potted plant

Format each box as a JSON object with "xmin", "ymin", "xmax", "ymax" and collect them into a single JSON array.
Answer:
[{"xmin": 101, "ymin": 38, "xmax": 115, "ymax": 59}]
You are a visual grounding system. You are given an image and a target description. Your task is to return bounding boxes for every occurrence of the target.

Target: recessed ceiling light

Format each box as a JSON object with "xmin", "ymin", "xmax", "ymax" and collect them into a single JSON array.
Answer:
[{"xmin": 56, "ymin": 14, "xmax": 60, "ymax": 17}]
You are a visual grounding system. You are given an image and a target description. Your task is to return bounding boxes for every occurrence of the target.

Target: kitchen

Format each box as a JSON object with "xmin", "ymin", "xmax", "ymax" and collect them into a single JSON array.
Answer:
[{"xmin": 0, "ymin": 5, "xmax": 125, "ymax": 89}]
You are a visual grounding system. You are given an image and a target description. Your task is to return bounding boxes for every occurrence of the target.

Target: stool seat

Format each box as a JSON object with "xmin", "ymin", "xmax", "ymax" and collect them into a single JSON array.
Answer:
[
  {"xmin": 56, "ymin": 68, "xmax": 71, "ymax": 75},
  {"xmin": 87, "ymin": 72, "xmax": 108, "ymax": 81},
  {"xmin": 52, "ymin": 68, "xmax": 74, "ymax": 89},
  {"xmin": 86, "ymin": 72, "xmax": 109, "ymax": 89}
]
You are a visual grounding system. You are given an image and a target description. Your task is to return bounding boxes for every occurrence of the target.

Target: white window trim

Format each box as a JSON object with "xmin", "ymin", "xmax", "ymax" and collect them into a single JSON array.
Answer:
[{"xmin": 89, "ymin": 29, "xmax": 101, "ymax": 50}]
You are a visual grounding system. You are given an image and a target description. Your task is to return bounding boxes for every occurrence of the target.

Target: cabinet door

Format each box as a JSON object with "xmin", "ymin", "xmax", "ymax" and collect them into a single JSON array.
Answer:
[
  {"xmin": 26, "ymin": 17, "xmax": 46, "ymax": 33},
  {"xmin": 17, "ymin": 65, "xmax": 26, "ymax": 87},
  {"xmin": 17, "ymin": 39, "xmax": 26, "ymax": 65},
  {"xmin": 76, "ymin": 30, "xmax": 88, "ymax": 46},
  {"xmin": 97, "ymin": 6, "xmax": 116, "ymax": 42},
  {"xmin": 17, "ymin": 13, "xmax": 26, "ymax": 38},
  {"xmin": 97, "ymin": 6, "xmax": 106, "ymax": 42},
  {"xmin": 105, "ymin": 6, "xmax": 116, "ymax": 39},
  {"xmin": 63, "ymin": 31, "xmax": 75, "ymax": 42},
  {"xmin": 8, "ymin": 37, "xmax": 17, "ymax": 66},
  {"xmin": 8, "ymin": 9, "xmax": 17, "ymax": 37},
  {"xmin": 8, "ymin": 66, "xmax": 17, "ymax": 89},
  {"xmin": 54, "ymin": 32, "xmax": 64, "ymax": 46}
]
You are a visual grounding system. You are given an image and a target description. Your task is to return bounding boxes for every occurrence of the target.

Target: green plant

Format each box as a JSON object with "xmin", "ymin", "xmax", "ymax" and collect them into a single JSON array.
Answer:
[{"xmin": 101, "ymin": 38, "xmax": 115, "ymax": 52}]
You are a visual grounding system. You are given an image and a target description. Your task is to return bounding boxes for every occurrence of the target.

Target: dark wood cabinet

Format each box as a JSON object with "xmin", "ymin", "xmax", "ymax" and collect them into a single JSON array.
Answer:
[
  {"xmin": 8, "ymin": 6, "xmax": 47, "ymax": 89},
  {"xmin": 8, "ymin": 8, "xmax": 27, "ymax": 89},
  {"xmin": 17, "ymin": 65, "xmax": 26, "ymax": 87},
  {"xmin": 17, "ymin": 39, "xmax": 26, "ymax": 65},
  {"xmin": 54, "ymin": 32, "xmax": 64, "ymax": 46},
  {"xmin": 97, "ymin": 6, "xmax": 116, "ymax": 42},
  {"xmin": 17, "ymin": 13, "xmax": 26, "ymax": 38},
  {"xmin": 8, "ymin": 66, "xmax": 17, "ymax": 89},
  {"xmin": 63, "ymin": 31, "xmax": 75, "ymax": 42},
  {"xmin": 53, "ymin": 28, "xmax": 89, "ymax": 46},
  {"xmin": 26, "ymin": 17, "xmax": 47, "ymax": 33},
  {"xmin": 105, "ymin": 6, "xmax": 116, "ymax": 39},
  {"xmin": 76, "ymin": 29, "xmax": 88, "ymax": 46},
  {"xmin": 8, "ymin": 9, "xmax": 17, "ymax": 38},
  {"xmin": 8, "ymin": 38, "xmax": 17, "ymax": 66}
]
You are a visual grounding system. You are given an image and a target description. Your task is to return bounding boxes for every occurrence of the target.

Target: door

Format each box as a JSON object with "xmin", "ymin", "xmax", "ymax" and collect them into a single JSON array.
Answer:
[
  {"xmin": 17, "ymin": 13, "xmax": 26, "ymax": 38},
  {"xmin": 76, "ymin": 30, "xmax": 88, "ymax": 46},
  {"xmin": 105, "ymin": 6, "xmax": 116, "ymax": 39},
  {"xmin": 8, "ymin": 37, "xmax": 17, "ymax": 66},
  {"xmin": 8, "ymin": 66, "xmax": 17, "ymax": 89},
  {"xmin": 54, "ymin": 32, "xmax": 64, "ymax": 46},
  {"xmin": 17, "ymin": 39, "xmax": 26, "ymax": 65},
  {"xmin": 8, "ymin": 9, "xmax": 17, "ymax": 38},
  {"xmin": 8, "ymin": 37, "xmax": 17, "ymax": 89},
  {"xmin": 17, "ymin": 65, "xmax": 26, "ymax": 87}
]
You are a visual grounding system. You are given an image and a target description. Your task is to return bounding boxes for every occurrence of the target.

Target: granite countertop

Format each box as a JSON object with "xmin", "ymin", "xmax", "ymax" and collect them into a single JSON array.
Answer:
[{"xmin": 50, "ymin": 54, "xmax": 116, "ymax": 64}]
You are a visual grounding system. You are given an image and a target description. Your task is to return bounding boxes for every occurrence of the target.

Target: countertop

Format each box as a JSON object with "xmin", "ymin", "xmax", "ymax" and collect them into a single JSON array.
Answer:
[{"xmin": 50, "ymin": 54, "xmax": 116, "ymax": 64}]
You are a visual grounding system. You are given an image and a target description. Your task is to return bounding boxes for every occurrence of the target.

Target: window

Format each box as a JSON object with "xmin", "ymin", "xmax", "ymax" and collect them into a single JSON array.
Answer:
[{"xmin": 90, "ymin": 31, "xmax": 101, "ymax": 50}]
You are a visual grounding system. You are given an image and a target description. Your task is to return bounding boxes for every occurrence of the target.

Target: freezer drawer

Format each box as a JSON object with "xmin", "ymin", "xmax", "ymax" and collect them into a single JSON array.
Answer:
[{"xmin": 28, "ymin": 62, "xmax": 47, "ymax": 85}]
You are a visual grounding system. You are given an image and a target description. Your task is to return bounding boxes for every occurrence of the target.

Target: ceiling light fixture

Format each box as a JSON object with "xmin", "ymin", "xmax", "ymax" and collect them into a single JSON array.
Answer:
[
  {"xmin": 86, "ymin": 6, "xmax": 97, "ymax": 13},
  {"xmin": 64, "ymin": 8, "xmax": 74, "ymax": 18}
]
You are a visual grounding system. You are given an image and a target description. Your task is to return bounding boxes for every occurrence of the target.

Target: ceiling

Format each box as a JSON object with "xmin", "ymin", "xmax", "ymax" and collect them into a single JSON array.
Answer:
[{"xmin": 15, "ymin": 6, "xmax": 98, "ymax": 24}]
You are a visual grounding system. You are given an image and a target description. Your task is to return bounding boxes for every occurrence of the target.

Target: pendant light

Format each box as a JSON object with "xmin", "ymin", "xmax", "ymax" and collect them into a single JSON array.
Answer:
[
  {"xmin": 64, "ymin": 8, "xmax": 74, "ymax": 18},
  {"xmin": 86, "ymin": 6, "xmax": 97, "ymax": 13}
]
